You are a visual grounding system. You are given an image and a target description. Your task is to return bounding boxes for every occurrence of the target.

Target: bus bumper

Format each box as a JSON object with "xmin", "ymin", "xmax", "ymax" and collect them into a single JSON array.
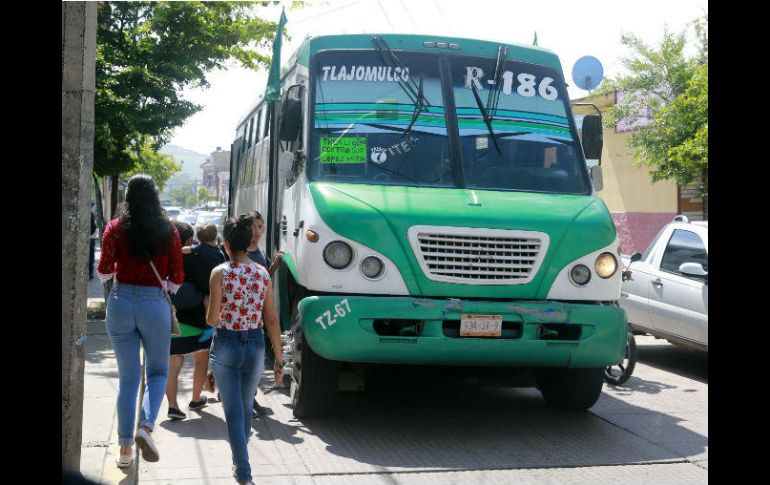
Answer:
[{"xmin": 297, "ymin": 296, "xmax": 627, "ymax": 368}]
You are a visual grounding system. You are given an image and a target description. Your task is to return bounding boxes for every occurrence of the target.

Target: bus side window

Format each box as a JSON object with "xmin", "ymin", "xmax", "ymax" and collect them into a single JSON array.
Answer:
[
  {"xmin": 255, "ymin": 110, "xmax": 262, "ymax": 144},
  {"xmin": 263, "ymin": 105, "xmax": 270, "ymax": 139},
  {"xmin": 231, "ymin": 141, "xmax": 241, "ymax": 189}
]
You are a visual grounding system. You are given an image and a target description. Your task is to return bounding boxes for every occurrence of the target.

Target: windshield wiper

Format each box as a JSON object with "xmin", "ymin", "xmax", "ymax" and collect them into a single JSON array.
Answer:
[
  {"xmin": 471, "ymin": 45, "xmax": 507, "ymax": 155},
  {"xmin": 471, "ymin": 83, "xmax": 502, "ymax": 154},
  {"xmin": 486, "ymin": 45, "xmax": 507, "ymax": 121},
  {"xmin": 403, "ymin": 76, "xmax": 426, "ymax": 139},
  {"xmin": 372, "ymin": 36, "xmax": 432, "ymax": 109}
]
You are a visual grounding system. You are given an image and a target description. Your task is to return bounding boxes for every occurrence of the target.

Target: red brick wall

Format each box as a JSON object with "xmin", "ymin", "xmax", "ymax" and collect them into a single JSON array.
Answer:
[{"xmin": 612, "ymin": 212, "xmax": 676, "ymax": 255}]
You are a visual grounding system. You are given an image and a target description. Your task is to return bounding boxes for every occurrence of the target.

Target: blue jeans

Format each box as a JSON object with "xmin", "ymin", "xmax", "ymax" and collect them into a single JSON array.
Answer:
[
  {"xmin": 106, "ymin": 283, "xmax": 171, "ymax": 446},
  {"xmin": 210, "ymin": 328, "xmax": 265, "ymax": 483}
]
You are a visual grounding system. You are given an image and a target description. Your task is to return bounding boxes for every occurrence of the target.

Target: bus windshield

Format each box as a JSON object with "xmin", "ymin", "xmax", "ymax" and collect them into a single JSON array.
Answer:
[{"xmin": 309, "ymin": 49, "xmax": 589, "ymax": 194}]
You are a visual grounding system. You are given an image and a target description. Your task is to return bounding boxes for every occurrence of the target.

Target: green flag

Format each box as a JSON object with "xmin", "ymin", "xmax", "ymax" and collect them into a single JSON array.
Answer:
[{"xmin": 264, "ymin": 8, "xmax": 287, "ymax": 102}]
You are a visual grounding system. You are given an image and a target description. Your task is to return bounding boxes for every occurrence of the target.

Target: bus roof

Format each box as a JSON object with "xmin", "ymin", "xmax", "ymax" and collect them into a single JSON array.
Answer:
[
  {"xmin": 289, "ymin": 34, "xmax": 562, "ymax": 74},
  {"xmin": 237, "ymin": 34, "xmax": 564, "ymax": 129}
]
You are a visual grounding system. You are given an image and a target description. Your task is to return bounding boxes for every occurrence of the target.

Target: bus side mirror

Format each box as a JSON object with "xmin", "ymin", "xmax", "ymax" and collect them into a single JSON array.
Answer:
[
  {"xmin": 279, "ymin": 84, "xmax": 304, "ymax": 143},
  {"xmin": 278, "ymin": 154, "xmax": 293, "ymax": 181},
  {"xmin": 590, "ymin": 165, "xmax": 603, "ymax": 191},
  {"xmin": 630, "ymin": 252, "xmax": 642, "ymax": 263},
  {"xmin": 279, "ymin": 99, "xmax": 302, "ymax": 141},
  {"xmin": 581, "ymin": 114, "xmax": 603, "ymax": 161}
]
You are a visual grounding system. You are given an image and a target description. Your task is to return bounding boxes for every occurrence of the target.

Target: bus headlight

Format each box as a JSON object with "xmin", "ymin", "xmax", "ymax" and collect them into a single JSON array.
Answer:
[
  {"xmin": 595, "ymin": 252, "xmax": 618, "ymax": 279},
  {"xmin": 323, "ymin": 241, "xmax": 353, "ymax": 269},
  {"xmin": 361, "ymin": 256, "xmax": 384, "ymax": 279},
  {"xmin": 570, "ymin": 264, "xmax": 591, "ymax": 286}
]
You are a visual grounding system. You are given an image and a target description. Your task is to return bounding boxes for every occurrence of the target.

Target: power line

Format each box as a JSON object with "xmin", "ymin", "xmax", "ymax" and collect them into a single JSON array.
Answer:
[
  {"xmin": 290, "ymin": 1, "xmax": 362, "ymax": 25},
  {"xmin": 434, "ymin": 0, "xmax": 453, "ymax": 35},
  {"xmin": 400, "ymin": 0, "xmax": 419, "ymax": 33},
  {"xmin": 376, "ymin": 0, "xmax": 395, "ymax": 31}
]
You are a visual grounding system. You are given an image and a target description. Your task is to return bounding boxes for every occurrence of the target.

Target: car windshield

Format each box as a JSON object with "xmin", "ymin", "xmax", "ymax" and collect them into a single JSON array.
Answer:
[{"xmin": 309, "ymin": 49, "xmax": 589, "ymax": 194}]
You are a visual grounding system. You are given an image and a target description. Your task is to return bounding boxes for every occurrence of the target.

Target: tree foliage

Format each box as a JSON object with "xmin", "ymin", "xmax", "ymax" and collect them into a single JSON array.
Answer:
[
  {"xmin": 598, "ymin": 14, "xmax": 708, "ymax": 196},
  {"xmin": 95, "ymin": 1, "xmax": 284, "ymax": 178},
  {"xmin": 198, "ymin": 187, "xmax": 216, "ymax": 204},
  {"xmin": 170, "ymin": 187, "xmax": 196, "ymax": 207}
]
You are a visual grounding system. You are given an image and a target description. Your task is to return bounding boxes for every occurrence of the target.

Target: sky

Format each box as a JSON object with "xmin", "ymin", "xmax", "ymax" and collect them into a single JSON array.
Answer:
[{"xmin": 169, "ymin": 0, "xmax": 708, "ymax": 155}]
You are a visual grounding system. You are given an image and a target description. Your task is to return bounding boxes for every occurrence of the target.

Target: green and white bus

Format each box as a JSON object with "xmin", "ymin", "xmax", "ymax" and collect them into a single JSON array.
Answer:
[{"xmin": 229, "ymin": 34, "xmax": 626, "ymax": 417}]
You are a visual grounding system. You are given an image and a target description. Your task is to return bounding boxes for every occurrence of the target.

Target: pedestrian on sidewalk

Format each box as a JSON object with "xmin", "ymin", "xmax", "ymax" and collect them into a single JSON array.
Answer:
[
  {"xmin": 166, "ymin": 221, "xmax": 225, "ymax": 420},
  {"xmin": 97, "ymin": 174, "xmax": 184, "ymax": 467},
  {"xmin": 207, "ymin": 214, "xmax": 284, "ymax": 485},
  {"xmin": 246, "ymin": 210, "xmax": 284, "ymax": 418}
]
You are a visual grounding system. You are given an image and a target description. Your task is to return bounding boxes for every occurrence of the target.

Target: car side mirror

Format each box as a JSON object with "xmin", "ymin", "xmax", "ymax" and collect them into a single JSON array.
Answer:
[
  {"xmin": 679, "ymin": 262, "xmax": 708, "ymax": 277},
  {"xmin": 630, "ymin": 252, "xmax": 642, "ymax": 263}
]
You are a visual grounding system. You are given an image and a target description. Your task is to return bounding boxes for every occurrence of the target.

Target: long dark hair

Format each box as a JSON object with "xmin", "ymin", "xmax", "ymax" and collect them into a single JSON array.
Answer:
[
  {"xmin": 116, "ymin": 174, "xmax": 173, "ymax": 262},
  {"xmin": 223, "ymin": 214, "xmax": 253, "ymax": 254}
]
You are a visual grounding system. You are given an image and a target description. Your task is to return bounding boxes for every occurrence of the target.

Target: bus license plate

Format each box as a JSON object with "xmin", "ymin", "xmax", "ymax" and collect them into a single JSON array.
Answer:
[{"xmin": 460, "ymin": 314, "xmax": 502, "ymax": 337}]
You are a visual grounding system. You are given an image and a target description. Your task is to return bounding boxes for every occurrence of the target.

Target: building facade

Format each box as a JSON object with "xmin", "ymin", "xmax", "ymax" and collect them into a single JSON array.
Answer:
[
  {"xmin": 200, "ymin": 146, "xmax": 230, "ymax": 206},
  {"xmin": 573, "ymin": 91, "xmax": 707, "ymax": 255}
]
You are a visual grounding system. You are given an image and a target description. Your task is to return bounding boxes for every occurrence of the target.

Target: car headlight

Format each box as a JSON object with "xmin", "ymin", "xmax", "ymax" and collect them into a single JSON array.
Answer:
[
  {"xmin": 361, "ymin": 256, "xmax": 384, "ymax": 279},
  {"xmin": 595, "ymin": 252, "xmax": 618, "ymax": 279},
  {"xmin": 323, "ymin": 241, "xmax": 353, "ymax": 269},
  {"xmin": 570, "ymin": 264, "xmax": 591, "ymax": 286}
]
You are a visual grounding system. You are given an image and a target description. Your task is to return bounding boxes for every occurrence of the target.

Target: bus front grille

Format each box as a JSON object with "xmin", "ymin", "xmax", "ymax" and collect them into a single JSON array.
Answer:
[{"xmin": 408, "ymin": 226, "xmax": 548, "ymax": 285}]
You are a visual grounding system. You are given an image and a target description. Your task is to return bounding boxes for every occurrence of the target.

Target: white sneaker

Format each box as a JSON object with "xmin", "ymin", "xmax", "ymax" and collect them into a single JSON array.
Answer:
[
  {"xmin": 115, "ymin": 453, "xmax": 133, "ymax": 468},
  {"xmin": 135, "ymin": 428, "xmax": 159, "ymax": 462}
]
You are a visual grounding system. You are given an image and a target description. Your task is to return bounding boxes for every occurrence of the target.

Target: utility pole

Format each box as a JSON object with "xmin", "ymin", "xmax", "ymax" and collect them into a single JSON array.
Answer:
[{"xmin": 62, "ymin": 1, "xmax": 97, "ymax": 471}]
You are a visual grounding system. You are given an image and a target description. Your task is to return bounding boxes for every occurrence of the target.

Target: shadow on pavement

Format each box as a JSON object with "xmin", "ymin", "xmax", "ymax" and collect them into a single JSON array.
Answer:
[
  {"xmin": 605, "ymin": 375, "xmax": 678, "ymax": 395},
  {"xmin": 83, "ymin": 326, "xmax": 119, "ymax": 378},
  {"xmin": 635, "ymin": 339, "xmax": 708, "ymax": 383},
  {"xmin": 289, "ymin": 368, "xmax": 706, "ymax": 472},
  {"xmin": 158, "ymin": 408, "xmax": 229, "ymax": 440}
]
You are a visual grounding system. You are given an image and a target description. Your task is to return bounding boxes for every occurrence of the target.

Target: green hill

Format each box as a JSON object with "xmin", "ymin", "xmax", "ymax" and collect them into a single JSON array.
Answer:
[
  {"xmin": 160, "ymin": 144, "xmax": 207, "ymax": 181},
  {"xmin": 159, "ymin": 144, "xmax": 208, "ymax": 198}
]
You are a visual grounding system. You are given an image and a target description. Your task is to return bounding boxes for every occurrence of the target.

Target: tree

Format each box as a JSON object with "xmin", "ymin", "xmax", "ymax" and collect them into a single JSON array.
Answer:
[
  {"xmin": 627, "ymin": 62, "xmax": 707, "ymax": 195},
  {"xmin": 198, "ymin": 186, "xmax": 216, "ymax": 205},
  {"xmin": 598, "ymin": 14, "xmax": 708, "ymax": 196},
  {"xmin": 95, "ymin": 2, "xmax": 284, "ymax": 179},
  {"xmin": 171, "ymin": 187, "xmax": 196, "ymax": 207}
]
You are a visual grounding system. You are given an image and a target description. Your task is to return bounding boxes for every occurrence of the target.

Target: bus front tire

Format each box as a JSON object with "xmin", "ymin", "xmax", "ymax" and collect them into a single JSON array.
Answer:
[
  {"xmin": 290, "ymin": 335, "xmax": 338, "ymax": 419},
  {"xmin": 536, "ymin": 367, "xmax": 604, "ymax": 411}
]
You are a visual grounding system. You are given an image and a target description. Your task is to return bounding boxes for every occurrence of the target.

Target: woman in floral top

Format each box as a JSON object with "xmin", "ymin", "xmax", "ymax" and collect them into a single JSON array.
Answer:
[{"xmin": 206, "ymin": 214, "xmax": 283, "ymax": 485}]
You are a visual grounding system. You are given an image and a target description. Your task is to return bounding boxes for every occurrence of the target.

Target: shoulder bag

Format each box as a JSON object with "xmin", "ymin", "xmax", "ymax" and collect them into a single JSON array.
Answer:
[{"xmin": 149, "ymin": 261, "xmax": 182, "ymax": 336}]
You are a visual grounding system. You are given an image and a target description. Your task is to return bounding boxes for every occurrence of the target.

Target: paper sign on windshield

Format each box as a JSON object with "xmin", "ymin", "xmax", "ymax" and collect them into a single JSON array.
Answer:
[{"xmin": 320, "ymin": 137, "xmax": 367, "ymax": 164}]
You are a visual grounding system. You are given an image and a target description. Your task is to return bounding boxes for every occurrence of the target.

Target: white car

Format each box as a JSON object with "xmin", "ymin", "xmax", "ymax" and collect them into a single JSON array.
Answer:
[
  {"xmin": 620, "ymin": 216, "xmax": 708, "ymax": 352},
  {"xmin": 177, "ymin": 212, "xmax": 198, "ymax": 225},
  {"xmin": 165, "ymin": 206, "xmax": 182, "ymax": 221}
]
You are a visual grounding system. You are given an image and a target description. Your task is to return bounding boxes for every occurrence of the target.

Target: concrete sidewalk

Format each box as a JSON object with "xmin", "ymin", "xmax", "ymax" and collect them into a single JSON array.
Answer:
[
  {"xmin": 81, "ymin": 273, "xmax": 136, "ymax": 484},
  {"xmin": 81, "ymin": 273, "xmax": 298, "ymax": 485}
]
